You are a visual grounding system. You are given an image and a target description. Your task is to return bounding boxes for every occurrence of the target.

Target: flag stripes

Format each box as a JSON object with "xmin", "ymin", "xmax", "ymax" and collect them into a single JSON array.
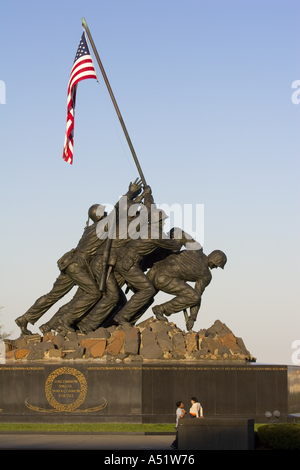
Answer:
[{"xmin": 63, "ymin": 32, "xmax": 97, "ymax": 164}]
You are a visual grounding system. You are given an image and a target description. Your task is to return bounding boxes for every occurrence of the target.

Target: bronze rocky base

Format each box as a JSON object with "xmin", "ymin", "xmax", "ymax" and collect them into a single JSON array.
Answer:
[{"xmin": 4, "ymin": 319, "xmax": 256, "ymax": 363}]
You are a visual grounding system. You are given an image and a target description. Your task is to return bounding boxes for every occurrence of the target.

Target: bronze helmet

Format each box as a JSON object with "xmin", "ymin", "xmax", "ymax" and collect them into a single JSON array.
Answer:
[{"xmin": 208, "ymin": 250, "xmax": 227, "ymax": 269}]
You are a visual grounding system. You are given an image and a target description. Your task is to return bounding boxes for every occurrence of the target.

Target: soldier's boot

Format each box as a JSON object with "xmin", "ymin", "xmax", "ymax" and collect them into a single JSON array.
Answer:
[
  {"xmin": 56, "ymin": 316, "xmax": 76, "ymax": 334},
  {"xmin": 39, "ymin": 323, "xmax": 52, "ymax": 335},
  {"xmin": 15, "ymin": 316, "xmax": 33, "ymax": 336},
  {"xmin": 152, "ymin": 305, "xmax": 169, "ymax": 323},
  {"xmin": 112, "ymin": 313, "xmax": 128, "ymax": 326},
  {"xmin": 77, "ymin": 321, "xmax": 93, "ymax": 335}
]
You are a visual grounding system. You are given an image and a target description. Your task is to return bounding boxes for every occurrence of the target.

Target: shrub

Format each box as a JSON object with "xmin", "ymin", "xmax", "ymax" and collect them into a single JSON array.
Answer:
[{"xmin": 257, "ymin": 424, "xmax": 300, "ymax": 450}]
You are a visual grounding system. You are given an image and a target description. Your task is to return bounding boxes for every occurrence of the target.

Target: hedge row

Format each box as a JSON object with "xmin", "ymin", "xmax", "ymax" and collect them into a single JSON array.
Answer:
[{"xmin": 257, "ymin": 424, "xmax": 300, "ymax": 450}]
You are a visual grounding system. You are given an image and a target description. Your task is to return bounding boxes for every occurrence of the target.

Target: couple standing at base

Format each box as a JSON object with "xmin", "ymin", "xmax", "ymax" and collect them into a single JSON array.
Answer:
[{"xmin": 171, "ymin": 397, "xmax": 203, "ymax": 450}]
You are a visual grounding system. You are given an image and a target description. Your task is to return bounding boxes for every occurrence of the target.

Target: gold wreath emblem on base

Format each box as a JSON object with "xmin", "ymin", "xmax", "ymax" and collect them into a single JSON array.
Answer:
[{"xmin": 25, "ymin": 367, "xmax": 107, "ymax": 413}]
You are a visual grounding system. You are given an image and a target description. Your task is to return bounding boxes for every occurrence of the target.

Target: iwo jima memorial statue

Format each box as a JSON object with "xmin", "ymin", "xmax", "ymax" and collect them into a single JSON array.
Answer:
[
  {"xmin": 7, "ymin": 19, "xmax": 295, "ymax": 429},
  {"xmin": 9, "ymin": 18, "xmax": 254, "ymax": 363}
]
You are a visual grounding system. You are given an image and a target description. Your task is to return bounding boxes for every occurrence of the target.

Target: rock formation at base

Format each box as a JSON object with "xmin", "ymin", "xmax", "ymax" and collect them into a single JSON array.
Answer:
[{"xmin": 4, "ymin": 319, "xmax": 256, "ymax": 363}]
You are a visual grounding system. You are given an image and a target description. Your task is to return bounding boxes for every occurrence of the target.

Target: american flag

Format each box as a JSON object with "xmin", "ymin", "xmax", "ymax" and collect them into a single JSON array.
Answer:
[{"xmin": 63, "ymin": 32, "xmax": 97, "ymax": 164}]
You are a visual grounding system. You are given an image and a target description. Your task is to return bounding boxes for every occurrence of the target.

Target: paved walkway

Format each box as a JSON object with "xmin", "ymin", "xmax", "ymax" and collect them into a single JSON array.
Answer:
[{"xmin": 0, "ymin": 433, "xmax": 175, "ymax": 450}]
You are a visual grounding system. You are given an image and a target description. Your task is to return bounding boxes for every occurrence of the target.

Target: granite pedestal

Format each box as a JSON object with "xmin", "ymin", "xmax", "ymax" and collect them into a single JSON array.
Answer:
[
  {"xmin": 178, "ymin": 418, "xmax": 255, "ymax": 450},
  {"xmin": 0, "ymin": 363, "xmax": 299, "ymax": 423}
]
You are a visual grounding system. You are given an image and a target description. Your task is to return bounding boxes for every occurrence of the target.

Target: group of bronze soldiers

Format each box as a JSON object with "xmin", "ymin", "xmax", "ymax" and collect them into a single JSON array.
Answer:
[{"xmin": 15, "ymin": 180, "xmax": 227, "ymax": 336}]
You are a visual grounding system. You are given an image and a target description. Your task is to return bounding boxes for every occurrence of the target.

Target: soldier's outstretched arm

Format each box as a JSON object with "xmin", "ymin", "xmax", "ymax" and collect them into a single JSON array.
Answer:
[
  {"xmin": 157, "ymin": 238, "xmax": 182, "ymax": 252},
  {"xmin": 188, "ymin": 278, "xmax": 210, "ymax": 329}
]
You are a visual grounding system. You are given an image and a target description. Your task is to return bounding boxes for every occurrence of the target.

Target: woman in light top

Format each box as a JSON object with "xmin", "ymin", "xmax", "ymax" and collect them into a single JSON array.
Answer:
[{"xmin": 189, "ymin": 397, "xmax": 204, "ymax": 418}]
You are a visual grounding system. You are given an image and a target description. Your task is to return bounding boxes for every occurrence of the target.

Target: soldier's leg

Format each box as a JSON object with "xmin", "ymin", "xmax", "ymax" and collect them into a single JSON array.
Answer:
[
  {"xmin": 40, "ymin": 287, "xmax": 85, "ymax": 333},
  {"xmin": 40, "ymin": 256, "xmax": 104, "ymax": 333},
  {"xmin": 40, "ymin": 301, "xmax": 72, "ymax": 333},
  {"xmin": 99, "ymin": 288, "xmax": 127, "ymax": 328},
  {"xmin": 128, "ymin": 295, "xmax": 156, "ymax": 326},
  {"xmin": 15, "ymin": 273, "xmax": 75, "ymax": 334},
  {"xmin": 78, "ymin": 272, "xmax": 120, "ymax": 333},
  {"xmin": 153, "ymin": 277, "xmax": 200, "ymax": 318},
  {"xmin": 41, "ymin": 261, "xmax": 102, "ymax": 333},
  {"xmin": 77, "ymin": 255, "xmax": 120, "ymax": 332},
  {"xmin": 57, "ymin": 263, "xmax": 102, "ymax": 331},
  {"xmin": 113, "ymin": 266, "xmax": 156, "ymax": 324}
]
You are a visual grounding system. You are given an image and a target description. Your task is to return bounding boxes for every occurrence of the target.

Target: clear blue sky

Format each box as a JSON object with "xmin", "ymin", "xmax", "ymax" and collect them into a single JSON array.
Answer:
[{"xmin": 1, "ymin": 0, "xmax": 299, "ymax": 365}]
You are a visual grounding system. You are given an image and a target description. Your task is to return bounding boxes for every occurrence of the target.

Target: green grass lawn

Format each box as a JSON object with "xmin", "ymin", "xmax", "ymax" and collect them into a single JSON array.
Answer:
[
  {"xmin": 0, "ymin": 422, "xmax": 176, "ymax": 433},
  {"xmin": 0, "ymin": 422, "xmax": 284, "ymax": 434}
]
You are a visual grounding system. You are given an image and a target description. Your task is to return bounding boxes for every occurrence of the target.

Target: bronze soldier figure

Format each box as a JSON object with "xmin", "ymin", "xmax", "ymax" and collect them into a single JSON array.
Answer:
[
  {"xmin": 15, "ymin": 181, "xmax": 142, "ymax": 335},
  {"xmin": 15, "ymin": 204, "xmax": 107, "ymax": 335},
  {"xmin": 147, "ymin": 229, "xmax": 227, "ymax": 330},
  {"xmin": 55, "ymin": 180, "xmax": 146, "ymax": 333},
  {"xmin": 111, "ymin": 209, "xmax": 182, "ymax": 326},
  {"xmin": 79, "ymin": 192, "xmax": 182, "ymax": 332}
]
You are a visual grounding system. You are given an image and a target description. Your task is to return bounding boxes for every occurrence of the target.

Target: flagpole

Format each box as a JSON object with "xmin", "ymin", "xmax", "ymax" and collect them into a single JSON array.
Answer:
[{"xmin": 82, "ymin": 17, "xmax": 147, "ymax": 186}]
